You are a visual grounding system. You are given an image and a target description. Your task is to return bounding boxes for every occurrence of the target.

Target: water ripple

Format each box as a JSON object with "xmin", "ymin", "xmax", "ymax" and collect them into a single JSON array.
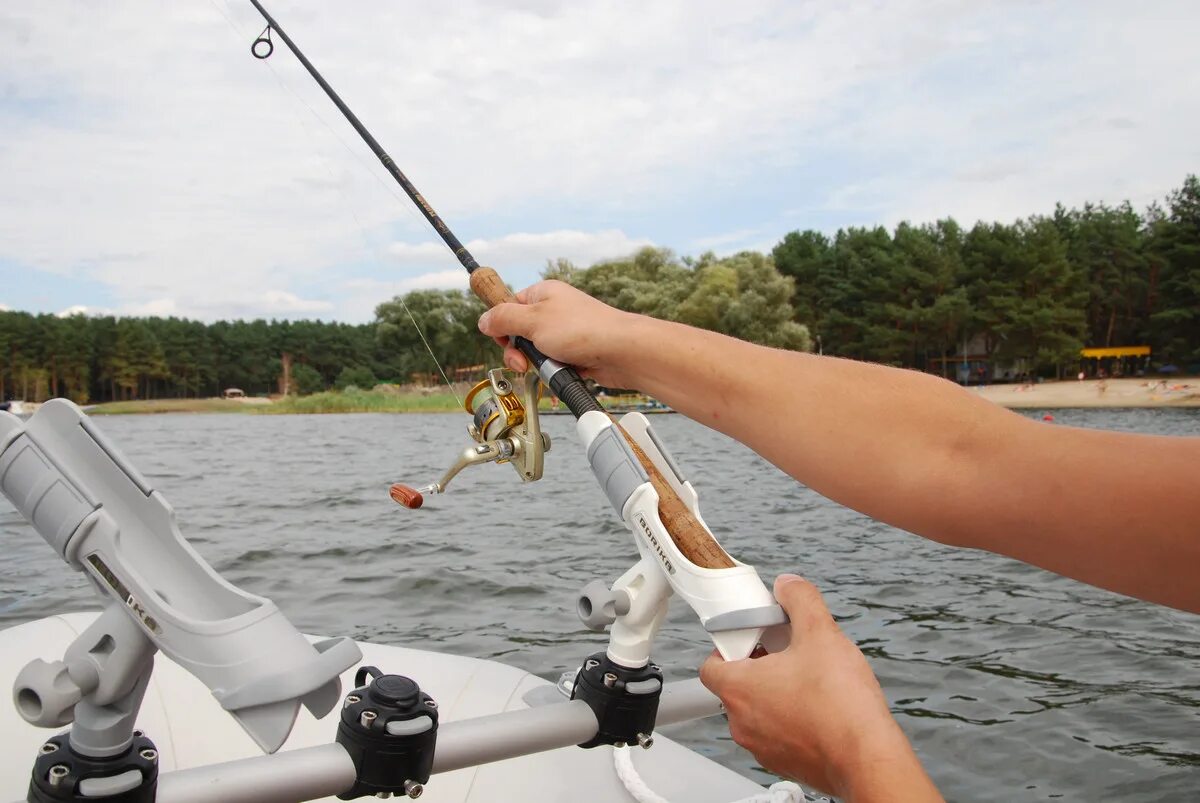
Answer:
[{"xmin": 1, "ymin": 409, "xmax": 1197, "ymax": 798}]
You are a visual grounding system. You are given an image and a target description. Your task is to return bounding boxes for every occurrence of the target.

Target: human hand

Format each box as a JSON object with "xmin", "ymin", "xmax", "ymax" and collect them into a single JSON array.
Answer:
[
  {"xmin": 476, "ymin": 280, "xmax": 641, "ymax": 389},
  {"xmin": 700, "ymin": 575, "xmax": 941, "ymax": 802}
]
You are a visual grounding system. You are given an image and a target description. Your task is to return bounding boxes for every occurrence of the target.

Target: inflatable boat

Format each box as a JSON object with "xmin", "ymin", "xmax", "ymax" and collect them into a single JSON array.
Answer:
[
  {"xmin": 0, "ymin": 398, "xmax": 801, "ymax": 802},
  {"xmin": 0, "ymin": 612, "xmax": 801, "ymax": 802}
]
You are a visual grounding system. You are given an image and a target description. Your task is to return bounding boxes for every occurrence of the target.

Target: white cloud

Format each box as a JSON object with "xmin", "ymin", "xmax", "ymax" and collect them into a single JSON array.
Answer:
[
  {"xmin": 386, "ymin": 229, "xmax": 653, "ymax": 272},
  {"xmin": 0, "ymin": 303, "xmax": 10, "ymax": 312},
  {"xmin": 690, "ymin": 229, "xmax": 763, "ymax": 253},
  {"xmin": 339, "ymin": 271, "xmax": 469, "ymax": 322},
  {"xmin": 56, "ymin": 305, "xmax": 103, "ymax": 318},
  {"xmin": 0, "ymin": 1, "xmax": 1197, "ymax": 321}
]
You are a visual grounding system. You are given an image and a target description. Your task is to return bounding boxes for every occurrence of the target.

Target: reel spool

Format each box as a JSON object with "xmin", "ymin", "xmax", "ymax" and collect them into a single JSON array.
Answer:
[{"xmin": 464, "ymin": 373, "xmax": 526, "ymax": 445}]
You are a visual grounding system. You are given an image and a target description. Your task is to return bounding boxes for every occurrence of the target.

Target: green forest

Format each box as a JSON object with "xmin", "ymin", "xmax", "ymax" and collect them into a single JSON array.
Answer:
[{"xmin": 2, "ymin": 175, "xmax": 1197, "ymax": 404}]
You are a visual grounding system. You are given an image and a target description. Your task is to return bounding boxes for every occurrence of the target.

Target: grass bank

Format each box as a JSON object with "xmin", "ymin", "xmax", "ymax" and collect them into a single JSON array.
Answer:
[
  {"xmin": 259, "ymin": 389, "xmax": 463, "ymax": 414},
  {"xmin": 86, "ymin": 398, "xmax": 264, "ymax": 415}
]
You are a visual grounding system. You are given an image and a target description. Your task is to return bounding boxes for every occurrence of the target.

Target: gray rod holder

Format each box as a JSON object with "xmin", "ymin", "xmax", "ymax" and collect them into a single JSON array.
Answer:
[{"xmin": 0, "ymin": 401, "xmax": 362, "ymax": 753}]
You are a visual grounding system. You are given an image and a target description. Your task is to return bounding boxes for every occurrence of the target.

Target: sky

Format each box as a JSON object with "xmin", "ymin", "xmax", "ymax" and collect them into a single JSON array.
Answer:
[{"xmin": 1, "ymin": 1, "xmax": 1197, "ymax": 323}]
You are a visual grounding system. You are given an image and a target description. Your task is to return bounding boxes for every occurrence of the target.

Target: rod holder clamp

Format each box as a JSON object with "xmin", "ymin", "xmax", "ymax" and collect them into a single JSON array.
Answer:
[
  {"xmin": 26, "ymin": 731, "xmax": 158, "ymax": 803},
  {"xmin": 335, "ymin": 666, "xmax": 438, "ymax": 800},
  {"xmin": 569, "ymin": 652, "xmax": 662, "ymax": 749}
]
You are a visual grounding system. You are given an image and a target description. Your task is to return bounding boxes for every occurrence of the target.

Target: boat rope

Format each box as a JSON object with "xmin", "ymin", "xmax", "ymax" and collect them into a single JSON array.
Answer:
[
  {"xmin": 207, "ymin": 0, "xmax": 463, "ymax": 407},
  {"xmin": 613, "ymin": 746, "xmax": 809, "ymax": 803}
]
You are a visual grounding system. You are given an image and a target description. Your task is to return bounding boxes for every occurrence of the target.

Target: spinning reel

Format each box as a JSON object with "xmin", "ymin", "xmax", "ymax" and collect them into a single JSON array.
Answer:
[{"xmin": 389, "ymin": 368, "xmax": 551, "ymax": 509}]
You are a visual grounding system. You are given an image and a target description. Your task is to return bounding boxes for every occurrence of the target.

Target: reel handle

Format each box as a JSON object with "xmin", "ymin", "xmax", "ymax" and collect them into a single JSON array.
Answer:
[{"xmin": 389, "ymin": 484, "xmax": 424, "ymax": 509}]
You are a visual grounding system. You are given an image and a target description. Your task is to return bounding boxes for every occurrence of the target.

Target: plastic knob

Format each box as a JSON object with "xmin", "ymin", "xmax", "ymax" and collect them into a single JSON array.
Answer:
[
  {"xmin": 577, "ymin": 580, "xmax": 632, "ymax": 632},
  {"xmin": 13, "ymin": 659, "xmax": 85, "ymax": 728},
  {"xmin": 390, "ymin": 484, "xmax": 424, "ymax": 509}
]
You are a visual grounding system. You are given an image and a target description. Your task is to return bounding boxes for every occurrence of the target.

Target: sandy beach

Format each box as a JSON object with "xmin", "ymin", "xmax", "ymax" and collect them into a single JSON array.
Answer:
[{"xmin": 978, "ymin": 377, "xmax": 1200, "ymax": 409}]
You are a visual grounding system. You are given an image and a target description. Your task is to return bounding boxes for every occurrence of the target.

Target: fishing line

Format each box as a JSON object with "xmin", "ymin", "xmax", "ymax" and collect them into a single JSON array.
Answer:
[{"xmin": 207, "ymin": 0, "xmax": 463, "ymax": 405}]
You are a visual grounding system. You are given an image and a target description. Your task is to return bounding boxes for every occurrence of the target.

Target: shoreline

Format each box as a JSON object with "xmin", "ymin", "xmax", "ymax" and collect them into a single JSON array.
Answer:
[
  {"xmin": 36, "ymin": 377, "xmax": 1200, "ymax": 416},
  {"xmin": 975, "ymin": 377, "xmax": 1199, "ymax": 409}
]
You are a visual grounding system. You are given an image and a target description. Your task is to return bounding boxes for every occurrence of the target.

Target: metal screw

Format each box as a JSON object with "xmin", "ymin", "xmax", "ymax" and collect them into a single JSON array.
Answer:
[
  {"xmin": 603, "ymin": 672, "xmax": 618, "ymax": 688},
  {"xmin": 39, "ymin": 743, "xmax": 58, "ymax": 755},
  {"xmin": 404, "ymin": 780, "xmax": 424, "ymax": 799},
  {"xmin": 585, "ymin": 659, "xmax": 600, "ymax": 670},
  {"xmin": 48, "ymin": 765, "xmax": 69, "ymax": 787},
  {"xmin": 637, "ymin": 733, "xmax": 654, "ymax": 749},
  {"xmin": 614, "ymin": 741, "xmax": 626, "ymax": 748},
  {"xmin": 375, "ymin": 793, "xmax": 391, "ymax": 799},
  {"xmin": 360, "ymin": 710, "xmax": 377, "ymax": 728},
  {"xmin": 347, "ymin": 695, "xmax": 361, "ymax": 704},
  {"xmin": 140, "ymin": 748, "xmax": 158, "ymax": 762},
  {"xmin": 424, "ymin": 699, "xmax": 437, "ymax": 709}
]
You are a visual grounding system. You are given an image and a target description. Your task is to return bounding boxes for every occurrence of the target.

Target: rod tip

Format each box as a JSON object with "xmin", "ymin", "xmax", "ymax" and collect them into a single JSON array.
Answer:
[{"xmin": 389, "ymin": 483, "xmax": 424, "ymax": 509}]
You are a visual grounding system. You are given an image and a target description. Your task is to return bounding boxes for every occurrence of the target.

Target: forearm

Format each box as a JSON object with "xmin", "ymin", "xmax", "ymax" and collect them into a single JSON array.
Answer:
[
  {"xmin": 612, "ymin": 315, "xmax": 1200, "ymax": 611},
  {"xmin": 615, "ymin": 315, "xmax": 1000, "ymax": 541},
  {"xmin": 832, "ymin": 723, "xmax": 944, "ymax": 803}
]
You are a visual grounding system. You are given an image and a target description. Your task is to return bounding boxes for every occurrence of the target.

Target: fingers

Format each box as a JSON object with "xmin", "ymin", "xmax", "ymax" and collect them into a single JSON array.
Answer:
[
  {"xmin": 699, "ymin": 650, "xmax": 733, "ymax": 695},
  {"xmin": 478, "ymin": 301, "xmax": 538, "ymax": 341},
  {"xmin": 774, "ymin": 574, "xmax": 835, "ymax": 642},
  {"xmin": 503, "ymin": 345, "xmax": 529, "ymax": 372}
]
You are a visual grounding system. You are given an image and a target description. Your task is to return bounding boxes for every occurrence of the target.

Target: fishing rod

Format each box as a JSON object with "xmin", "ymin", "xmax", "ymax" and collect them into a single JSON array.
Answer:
[
  {"xmin": 247, "ymin": 0, "xmax": 787, "ymax": 673},
  {"xmin": 246, "ymin": 0, "xmax": 598, "ymax": 420},
  {"xmin": 244, "ymin": 0, "xmax": 738, "ymax": 567}
]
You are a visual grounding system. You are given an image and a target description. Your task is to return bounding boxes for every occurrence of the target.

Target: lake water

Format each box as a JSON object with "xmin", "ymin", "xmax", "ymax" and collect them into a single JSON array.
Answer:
[{"xmin": 2, "ymin": 408, "xmax": 1198, "ymax": 800}]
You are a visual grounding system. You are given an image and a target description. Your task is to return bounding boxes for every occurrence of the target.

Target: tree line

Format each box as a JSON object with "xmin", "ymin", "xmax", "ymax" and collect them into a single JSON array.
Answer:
[
  {"xmin": 773, "ymin": 175, "xmax": 1200, "ymax": 376},
  {"xmin": 2, "ymin": 175, "xmax": 1196, "ymax": 402},
  {"xmin": 0, "ymin": 315, "xmax": 402, "ymax": 404}
]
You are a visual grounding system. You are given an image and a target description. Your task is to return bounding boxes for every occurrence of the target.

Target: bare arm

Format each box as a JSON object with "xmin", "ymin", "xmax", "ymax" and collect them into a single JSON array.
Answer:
[{"xmin": 480, "ymin": 281, "xmax": 1200, "ymax": 612}]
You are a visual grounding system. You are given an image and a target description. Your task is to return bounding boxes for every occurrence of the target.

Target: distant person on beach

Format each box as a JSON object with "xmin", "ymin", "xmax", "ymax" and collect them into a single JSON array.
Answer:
[{"xmin": 479, "ymin": 280, "xmax": 1200, "ymax": 803}]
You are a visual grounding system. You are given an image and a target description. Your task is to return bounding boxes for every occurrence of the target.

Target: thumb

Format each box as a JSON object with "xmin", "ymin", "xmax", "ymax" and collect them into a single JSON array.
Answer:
[
  {"xmin": 478, "ymin": 302, "xmax": 538, "ymax": 340},
  {"xmin": 699, "ymin": 649, "xmax": 743, "ymax": 696},
  {"xmin": 774, "ymin": 574, "xmax": 834, "ymax": 642}
]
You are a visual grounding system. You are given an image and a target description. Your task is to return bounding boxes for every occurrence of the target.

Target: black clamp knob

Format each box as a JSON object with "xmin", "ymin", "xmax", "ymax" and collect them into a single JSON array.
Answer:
[
  {"xmin": 570, "ymin": 652, "xmax": 662, "ymax": 749},
  {"xmin": 336, "ymin": 666, "xmax": 438, "ymax": 800}
]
